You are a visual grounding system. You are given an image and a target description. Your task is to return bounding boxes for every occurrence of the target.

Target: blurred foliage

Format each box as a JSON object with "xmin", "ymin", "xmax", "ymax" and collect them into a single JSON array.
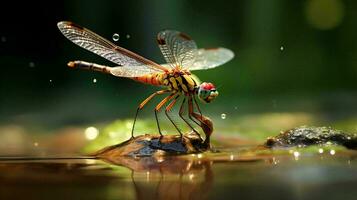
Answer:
[
  {"xmin": 0, "ymin": 0, "xmax": 356, "ymax": 129},
  {"xmin": 82, "ymin": 119, "xmax": 157, "ymax": 153}
]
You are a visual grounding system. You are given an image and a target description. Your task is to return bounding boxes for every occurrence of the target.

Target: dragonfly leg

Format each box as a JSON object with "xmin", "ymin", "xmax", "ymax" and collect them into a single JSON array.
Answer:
[
  {"xmin": 131, "ymin": 90, "xmax": 169, "ymax": 139},
  {"xmin": 188, "ymin": 96, "xmax": 203, "ymax": 140},
  {"xmin": 193, "ymin": 96, "xmax": 204, "ymax": 122},
  {"xmin": 178, "ymin": 97, "xmax": 201, "ymax": 138},
  {"xmin": 155, "ymin": 93, "xmax": 176, "ymax": 137},
  {"xmin": 190, "ymin": 96, "xmax": 213, "ymax": 145},
  {"xmin": 164, "ymin": 94, "xmax": 183, "ymax": 139}
]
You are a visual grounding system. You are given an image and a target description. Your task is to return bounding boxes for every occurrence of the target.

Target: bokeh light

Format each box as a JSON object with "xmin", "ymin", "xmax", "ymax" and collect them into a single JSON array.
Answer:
[
  {"xmin": 84, "ymin": 126, "xmax": 99, "ymax": 140},
  {"xmin": 305, "ymin": 0, "xmax": 344, "ymax": 30}
]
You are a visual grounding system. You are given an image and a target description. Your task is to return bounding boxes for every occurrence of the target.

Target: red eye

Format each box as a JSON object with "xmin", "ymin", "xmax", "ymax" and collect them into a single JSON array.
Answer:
[{"xmin": 201, "ymin": 82, "xmax": 215, "ymax": 90}]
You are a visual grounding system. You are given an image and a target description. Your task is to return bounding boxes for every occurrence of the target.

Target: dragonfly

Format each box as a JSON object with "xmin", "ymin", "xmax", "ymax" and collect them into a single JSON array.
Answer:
[{"xmin": 57, "ymin": 21, "xmax": 234, "ymax": 140}]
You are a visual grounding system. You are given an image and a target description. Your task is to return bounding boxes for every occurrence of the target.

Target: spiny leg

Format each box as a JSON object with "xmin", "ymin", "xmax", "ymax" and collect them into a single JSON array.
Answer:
[
  {"xmin": 155, "ymin": 93, "xmax": 177, "ymax": 137},
  {"xmin": 187, "ymin": 96, "xmax": 200, "ymax": 126},
  {"xmin": 187, "ymin": 95, "xmax": 203, "ymax": 140},
  {"xmin": 165, "ymin": 94, "xmax": 183, "ymax": 138},
  {"xmin": 131, "ymin": 90, "xmax": 169, "ymax": 139},
  {"xmin": 190, "ymin": 96, "xmax": 213, "ymax": 144},
  {"xmin": 193, "ymin": 96, "xmax": 203, "ymax": 120},
  {"xmin": 179, "ymin": 97, "xmax": 200, "ymax": 137},
  {"xmin": 191, "ymin": 95, "xmax": 211, "ymax": 128}
]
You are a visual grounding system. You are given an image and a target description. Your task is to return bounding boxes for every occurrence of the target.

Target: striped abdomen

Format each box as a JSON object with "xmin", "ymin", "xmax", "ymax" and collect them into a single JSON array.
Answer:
[
  {"xmin": 68, "ymin": 61, "xmax": 111, "ymax": 74},
  {"xmin": 132, "ymin": 73, "xmax": 164, "ymax": 86}
]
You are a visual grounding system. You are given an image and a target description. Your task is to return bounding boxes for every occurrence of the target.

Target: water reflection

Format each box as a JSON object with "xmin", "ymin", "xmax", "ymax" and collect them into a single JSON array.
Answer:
[
  {"xmin": 1, "ymin": 149, "xmax": 357, "ymax": 199},
  {"xmin": 99, "ymin": 151, "xmax": 264, "ymax": 200},
  {"xmin": 129, "ymin": 157, "xmax": 213, "ymax": 200}
]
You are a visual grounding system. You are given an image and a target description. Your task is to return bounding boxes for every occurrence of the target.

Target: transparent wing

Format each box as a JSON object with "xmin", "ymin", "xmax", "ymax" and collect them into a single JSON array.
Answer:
[
  {"xmin": 157, "ymin": 30, "xmax": 197, "ymax": 69},
  {"xmin": 126, "ymin": 48, "xmax": 234, "ymax": 74},
  {"xmin": 110, "ymin": 65, "xmax": 160, "ymax": 77},
  {"xmin": 57, "ymin": 21, "xmax": 167, "ymax": 74},
  {"xmin": 188, "ymin": 48, "xmax": 234, "ymax": 71}
]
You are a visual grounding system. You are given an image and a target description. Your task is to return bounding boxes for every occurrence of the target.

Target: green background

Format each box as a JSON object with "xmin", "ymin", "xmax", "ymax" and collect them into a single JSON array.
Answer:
[{"xmin": 1, "ymin": 0, "xmax": 356, "ymax": 129}]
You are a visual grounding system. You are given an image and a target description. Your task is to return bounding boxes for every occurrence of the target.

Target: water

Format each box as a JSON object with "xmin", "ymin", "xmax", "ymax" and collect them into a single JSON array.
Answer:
[
  {"xmin": 1, "ymin": 150, "xmax": 357, "ymax": 200},
  {"xmin": 113, "ymin": 33, "xmax": 120, "ymax": 41}
]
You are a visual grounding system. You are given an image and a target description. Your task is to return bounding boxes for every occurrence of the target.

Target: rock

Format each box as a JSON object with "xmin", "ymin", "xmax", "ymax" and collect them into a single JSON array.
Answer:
[
  {"xmin": 93, "ymin": 133, "xmax": 209, "ymax": 158},
  {"xmin": 92, "ymin": 112, "xmax": 214, "ymax": 158},
  {"xmin": 265, "ymin": 126, "xmax": 357, "ymax": 149}
]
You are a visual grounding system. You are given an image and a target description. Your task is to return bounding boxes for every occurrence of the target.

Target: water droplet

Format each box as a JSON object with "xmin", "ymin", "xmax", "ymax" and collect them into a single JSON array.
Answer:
[
  {"xmin": 234, "ymin": 106, "xmax": 238, "ymax": 110},
  {"xmin": 29, "ymin": 62, "xmax": 35, "ymax": 68},
  {"xmin": 93, "ymin": 78, "xmax": 97, "ymax": 83},
  {"xmin": 280, "ymin": 46, "xmax": 284, "ymax": 51},
  {"xmin": 1, "ymin": 36, "xmax": 6, "ymax": 42},
  {"xmin": 49, "ymin": 79, "xmax": 53, "ymax": 83},
  {"xmin": 221, "ymin": 113, "xmax": 226, "ymax": 119},
  {"xmin": 112, "ymin": 33, "xmax": 120, "ymax": 41},
  {"xmin": 126, "ymin": 34, "xmax": 130, "ymax": 39},
  {"xmin": 318, "ymin": 148, "xmax": 324, "ymax": 153}
]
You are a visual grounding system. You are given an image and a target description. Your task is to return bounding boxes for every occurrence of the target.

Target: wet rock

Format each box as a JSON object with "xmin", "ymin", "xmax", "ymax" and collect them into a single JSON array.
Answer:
[
  {"xmin": 93, "ymin": 134, "xmax": 209, "ymax": 158},
  {"xmin": 265, "ymin": 126, "xmax": 357, "ymax": 149}
]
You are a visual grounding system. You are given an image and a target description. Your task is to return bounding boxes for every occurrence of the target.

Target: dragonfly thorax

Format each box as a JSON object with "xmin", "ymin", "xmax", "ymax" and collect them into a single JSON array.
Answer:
[{"xmin": 162, "ymin": 70, "xmax": 198, "ymax": 94}]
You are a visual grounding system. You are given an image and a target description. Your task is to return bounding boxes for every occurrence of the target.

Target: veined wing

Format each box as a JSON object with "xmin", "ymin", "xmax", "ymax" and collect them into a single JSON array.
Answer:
[
  {"xmin": 110, "ymin": 65, "xmax": 160, "ymax": 77},
  {"xmin": 157, "ymin": 30, "xmax": 197, "ymax": 69},
  {"xmin": 57, "ymin": 21, "xmax": 167, "ymax": 74},
  {"xmin": 126, "ymin": 48, "xmax": 234, "ymax": 74},
  {"xmin": 188, "ymin": 48, "xmax": 234, "ymax": 71}
]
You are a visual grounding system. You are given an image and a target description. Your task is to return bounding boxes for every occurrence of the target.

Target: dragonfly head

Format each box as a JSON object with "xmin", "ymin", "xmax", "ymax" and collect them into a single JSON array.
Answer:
[{"xmin": 197, "ymin": 82, "xmax": 219, "ymax": 103}]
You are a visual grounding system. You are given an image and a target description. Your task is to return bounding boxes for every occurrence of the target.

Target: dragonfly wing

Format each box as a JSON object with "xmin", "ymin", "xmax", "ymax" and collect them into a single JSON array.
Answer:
[
  {"xmin": 187, "ymin": 48, "xmax": 234, "ymax": 71},
  {"xmin": 57, "ymin": 21, "xmax": 167, "ymax": 73},
  {"xmin": 110, "ymin": 65, "xmax": 162, "ymax": 78},
  {"xmin": 157, "ymin": 30, "xmax": 198, "ymax": 69}
]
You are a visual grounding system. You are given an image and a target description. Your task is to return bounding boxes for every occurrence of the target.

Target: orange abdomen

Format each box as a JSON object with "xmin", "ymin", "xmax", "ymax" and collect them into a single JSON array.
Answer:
[{"xmin": 132, "ymin": 73, "xmax": 163, "ymax": 86}]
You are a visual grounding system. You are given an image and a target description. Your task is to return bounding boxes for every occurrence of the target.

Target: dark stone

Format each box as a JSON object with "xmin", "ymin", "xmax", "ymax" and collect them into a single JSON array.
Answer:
[
  {"xmin": 92, "ymin": 133, "xmax": 209, "ymax": 158},
  {"xmin": 265, "ymin": 126, "xmax": 357, "ymax": 149}
]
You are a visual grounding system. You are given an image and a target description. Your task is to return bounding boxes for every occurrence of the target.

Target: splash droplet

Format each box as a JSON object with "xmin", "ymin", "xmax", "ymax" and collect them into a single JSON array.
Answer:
[
  {"xmin": 126, "ymin": 34, "xmax": 130, "ymax": 39},
  {"xmin": 49, "ymin": 79, "xmax": 53, "ymax": 83},
  {"xmin": 221, "ymin": 113, "xmax": 226, "ymax": 119},
  {"xmin": 93, "ymin": 78, "xmax": 97, "ymax": 83},
  {"xmin": 280, "ymin": 46, "xmax": 284, "ymax": 51},
  {"xmin": 112, "ymin": 33, "xmax": 120, "ymax": 41}
]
